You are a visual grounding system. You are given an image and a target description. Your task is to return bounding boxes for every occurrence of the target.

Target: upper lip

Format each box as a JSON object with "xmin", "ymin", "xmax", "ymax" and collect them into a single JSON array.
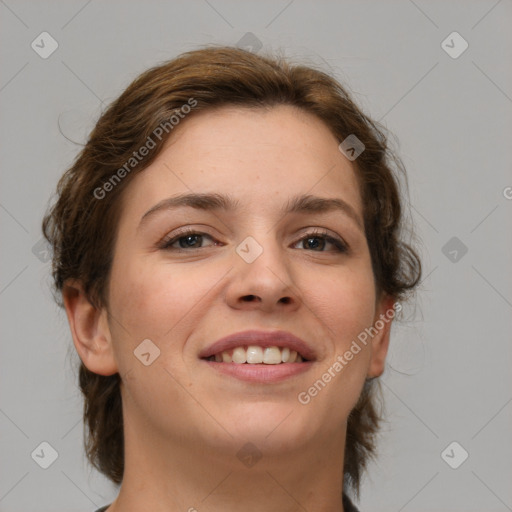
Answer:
[{"xmin": 199, "ymin": 329, "xmax": 317, "ymax": 361}]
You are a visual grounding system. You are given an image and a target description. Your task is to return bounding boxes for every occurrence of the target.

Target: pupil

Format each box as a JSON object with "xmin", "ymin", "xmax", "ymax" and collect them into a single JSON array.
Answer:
[
  {"xmin": 307, "ymin": 237, "xmax": 323, "ymax": 250},
  {"xmin": 181, "ymin": 235, "xmax": 200, "ymax": 248}
]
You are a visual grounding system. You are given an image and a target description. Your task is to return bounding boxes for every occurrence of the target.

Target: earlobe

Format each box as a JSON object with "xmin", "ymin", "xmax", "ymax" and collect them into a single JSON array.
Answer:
[
  {"xmin": 367, "ymin": 294, "xmax": 396, "ymax": 379},
  {"xmin": 62, "ymin": 280, "xmax": 118, "ymax": 376}
]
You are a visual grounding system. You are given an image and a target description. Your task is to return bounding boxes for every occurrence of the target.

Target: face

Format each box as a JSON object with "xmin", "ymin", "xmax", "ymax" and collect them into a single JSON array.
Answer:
[{"xmin": 97, "ymin": 105, "xmax": 392, "ymax": 461}]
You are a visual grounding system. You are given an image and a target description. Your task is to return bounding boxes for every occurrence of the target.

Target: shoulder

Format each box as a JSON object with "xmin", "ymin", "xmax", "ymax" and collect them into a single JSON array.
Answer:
[{"xmin": 343, "ymin": 493, "xmax": 361, "ymax": 512}]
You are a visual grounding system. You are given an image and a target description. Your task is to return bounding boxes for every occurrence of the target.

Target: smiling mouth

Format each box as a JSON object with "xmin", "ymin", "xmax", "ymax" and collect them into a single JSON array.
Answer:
[{"xmin": 204, "ymin": 345, "xmax": 307, "ymax": 364}]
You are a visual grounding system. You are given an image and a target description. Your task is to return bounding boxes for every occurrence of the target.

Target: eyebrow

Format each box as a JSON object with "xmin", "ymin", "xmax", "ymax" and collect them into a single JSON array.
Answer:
[{"xmin": 138, "ymin": 192, "xmax": 364, "ymax": 231}]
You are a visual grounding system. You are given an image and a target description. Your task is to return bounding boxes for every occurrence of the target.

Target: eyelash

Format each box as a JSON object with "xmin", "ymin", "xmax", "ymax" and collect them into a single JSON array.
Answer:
[{"xmin": 158, "ymin": 228, "xmax": 348, "ymax": 253}]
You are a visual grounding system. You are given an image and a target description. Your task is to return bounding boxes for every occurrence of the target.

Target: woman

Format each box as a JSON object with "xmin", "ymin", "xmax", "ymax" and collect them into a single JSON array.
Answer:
[{"xmin": 43, "ymin": 46, "xmax": 421, "ymax": 512}]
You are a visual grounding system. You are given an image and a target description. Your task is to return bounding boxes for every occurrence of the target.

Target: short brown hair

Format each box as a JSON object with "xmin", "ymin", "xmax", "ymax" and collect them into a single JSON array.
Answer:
[{"xmin": 42, "ymin": 46, "xmax": 421, "ymax": 497}]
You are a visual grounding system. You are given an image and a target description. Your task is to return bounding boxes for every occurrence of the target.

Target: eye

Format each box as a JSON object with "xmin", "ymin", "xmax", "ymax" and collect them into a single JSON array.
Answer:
[
  {"xmin": 293, "ymin": 230, "xmax": 348, "ymax": 253},
  {"xmin": 158, "ymin": 228, "xmax": 348, "ymax": 253},
  {"xmin": 159, "ymin": 229, "xmax": 217, "ymax": 251}
]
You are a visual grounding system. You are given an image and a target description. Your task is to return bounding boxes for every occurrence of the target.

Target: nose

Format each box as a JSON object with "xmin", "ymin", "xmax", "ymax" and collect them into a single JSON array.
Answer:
[{"xmin": 224, "ymin": 236, "xmax": 301, "ymax": 313}]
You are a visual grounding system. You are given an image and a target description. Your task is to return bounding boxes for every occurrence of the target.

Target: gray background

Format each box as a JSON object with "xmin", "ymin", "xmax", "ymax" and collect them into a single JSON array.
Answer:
[{"xmin": 1, "ymin": 1, "xmax": 511, "ymax": 511}]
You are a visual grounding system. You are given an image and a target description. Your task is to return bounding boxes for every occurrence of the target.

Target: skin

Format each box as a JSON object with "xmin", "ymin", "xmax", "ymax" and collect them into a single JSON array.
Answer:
[{"xmin": 63, "ymin": 104, "xmax": 395, "ymax": 512}]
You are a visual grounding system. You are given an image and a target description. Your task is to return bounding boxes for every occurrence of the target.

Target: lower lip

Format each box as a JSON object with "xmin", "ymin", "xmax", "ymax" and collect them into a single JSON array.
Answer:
[{"xmin": 202, "ymin": 360, "xmax": 314, "ymax": 383}]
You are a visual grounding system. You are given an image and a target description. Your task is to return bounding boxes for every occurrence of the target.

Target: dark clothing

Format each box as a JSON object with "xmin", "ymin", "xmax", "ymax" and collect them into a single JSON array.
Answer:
[
  {"xmin": 95, "ymin": 494, "xmax": 360, "ymax": 512},
  {"xmin": 343, "ymin": 493, "xmax": 360, "ymax": 512}
]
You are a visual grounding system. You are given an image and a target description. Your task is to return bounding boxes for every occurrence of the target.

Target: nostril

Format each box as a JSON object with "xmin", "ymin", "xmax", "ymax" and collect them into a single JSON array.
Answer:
[{"xmin": 242, "ymin": 295, "xmax": 257, "ymax": 302}]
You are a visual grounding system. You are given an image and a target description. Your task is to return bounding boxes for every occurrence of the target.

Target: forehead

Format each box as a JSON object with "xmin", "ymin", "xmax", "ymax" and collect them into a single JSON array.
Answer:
[{"xmin": 119, "ymin": 104, "xmax": 363, "ymax": 224}]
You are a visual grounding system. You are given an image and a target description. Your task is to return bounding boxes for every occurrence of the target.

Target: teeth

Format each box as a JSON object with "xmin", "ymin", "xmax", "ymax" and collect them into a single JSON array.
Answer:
[
  {"xmin": 232, "ymin": 347, "xmax": 247, "ymax": 364},
  {"xmin": 263, "ymin": 346, "xmax": 282, "ymax": 364},
  {"xmin": 246, "ymin": 346, "xmax": 263, "ymax": 364},
  {"xmin": 212, "ymin": 346, "xmax": 306, "ymax": 364}
]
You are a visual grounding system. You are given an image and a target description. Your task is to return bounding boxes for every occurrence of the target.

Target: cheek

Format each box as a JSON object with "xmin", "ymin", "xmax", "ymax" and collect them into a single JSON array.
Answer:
[
  {"xmin": 107, "ymin": 255, "xmax": 226, "ymax": 355},
  {"xmin": 304, "ymin": 261, "xmax": 377, "ymax": 346},
  {"xmin": 110, "ymin": 262, "xmax": 187, "ymax": 337},
  {"xmin": 299, "ymin": 261, "xmax": 376, "ymax": 407}
]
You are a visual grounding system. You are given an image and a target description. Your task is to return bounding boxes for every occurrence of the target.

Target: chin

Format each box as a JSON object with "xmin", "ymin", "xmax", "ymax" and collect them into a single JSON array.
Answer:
[{"xmin": 217, "ymin": 401, "xmax": 316, "ymax": 449}]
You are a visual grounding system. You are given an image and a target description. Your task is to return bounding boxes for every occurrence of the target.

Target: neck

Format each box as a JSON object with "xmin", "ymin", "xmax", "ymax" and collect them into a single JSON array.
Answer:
[{"xmin": 107, "ymin": 413, "xmax": 348, "ymax": 512}]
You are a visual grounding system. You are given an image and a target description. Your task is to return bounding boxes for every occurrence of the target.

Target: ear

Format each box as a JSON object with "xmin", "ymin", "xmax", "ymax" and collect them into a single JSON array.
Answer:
[
  {"xmin": 62, "ymin": 279, "xmax": 118, "ymax": 376},
  {"xmin": 367, "ymin": 294, "xmax": 397, "ymax": 378}
]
